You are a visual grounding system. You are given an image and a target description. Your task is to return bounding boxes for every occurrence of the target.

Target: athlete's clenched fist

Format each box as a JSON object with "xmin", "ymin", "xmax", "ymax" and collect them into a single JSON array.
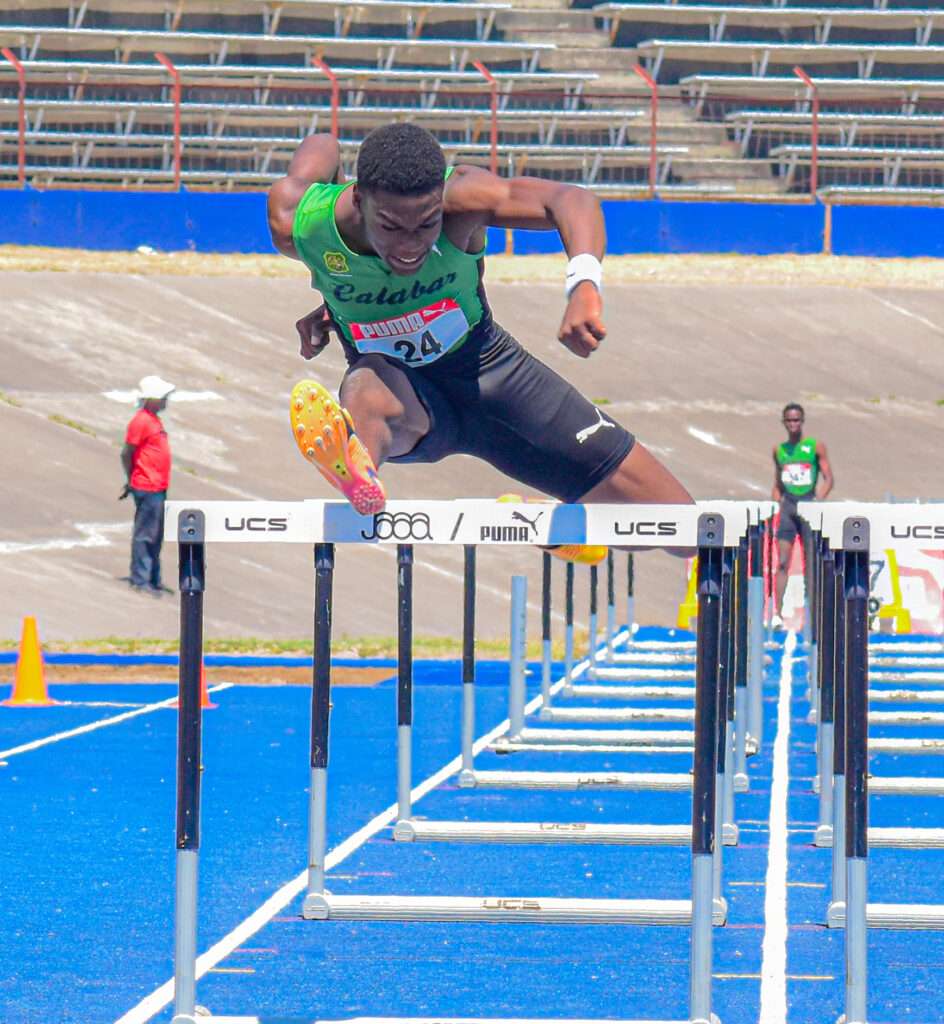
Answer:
[
  {"xmin": 296, "ymin": 304, "xmax": 340, "ymax": 359},
  {"xmin": 558, "ymin": 281, "xmax": 606, "ymax": 359}
]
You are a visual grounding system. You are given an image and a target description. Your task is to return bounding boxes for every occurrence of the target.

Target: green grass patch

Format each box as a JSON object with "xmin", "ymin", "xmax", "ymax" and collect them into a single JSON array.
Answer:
[
  {"xmin": 0, "ymin": 632, "xmax": 589, "ymax": 661},
  {"xmin": 592, "ymin": 397, "xmax": 611, "ymax": 406},
  {"xmin": 48, "ymin": 414, "xmax": 96, "ymax": 437},
  {"xmin": 0, "ymin": 390, "xmax": 22, "ymax": 407}
]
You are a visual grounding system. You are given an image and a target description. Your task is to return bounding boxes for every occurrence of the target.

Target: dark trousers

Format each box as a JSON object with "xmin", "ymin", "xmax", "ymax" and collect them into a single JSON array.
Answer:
[{"xmin": 130, "ymin": 488, "xmax": 166, "ymax": 587}]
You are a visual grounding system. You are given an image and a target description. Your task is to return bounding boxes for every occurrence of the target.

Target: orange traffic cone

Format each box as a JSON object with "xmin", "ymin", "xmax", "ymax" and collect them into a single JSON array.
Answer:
[
  {"xmin": 175, "ymin": 662, "xmax": 217, "ymax": 710},
  {"xmin": 4, "ymin": 616, "xmax": 57, "ymax": 706},
  {"xmin": 199, "ymin": 663, "xmax": 217, "ymax": 710}
]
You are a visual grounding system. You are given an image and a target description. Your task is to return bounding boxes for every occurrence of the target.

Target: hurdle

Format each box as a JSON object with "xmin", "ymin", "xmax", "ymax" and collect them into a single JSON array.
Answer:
[
  {"xmin": 799, "ymin": 502, "xmax": 944, "ymax": 1024},
  {"xmin": 167, "ymin": 500, "xmax": 730, "ymax": 1024}
]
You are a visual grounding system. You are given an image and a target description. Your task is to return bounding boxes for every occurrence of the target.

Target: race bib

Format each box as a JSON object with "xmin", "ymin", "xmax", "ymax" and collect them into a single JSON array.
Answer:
[
  {"xmin": 349, "ymin": 299, "xmax": 469, "ymax": 365},
  {"xmin": 781, "ymin": 462, "xmax": 813, "ymax": 488}
]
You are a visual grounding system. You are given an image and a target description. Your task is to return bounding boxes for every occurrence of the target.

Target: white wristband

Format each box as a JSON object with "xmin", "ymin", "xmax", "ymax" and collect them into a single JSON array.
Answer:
[{"xmin": 565, "ymin": 253, "xmax": 602, "ymax": 298}]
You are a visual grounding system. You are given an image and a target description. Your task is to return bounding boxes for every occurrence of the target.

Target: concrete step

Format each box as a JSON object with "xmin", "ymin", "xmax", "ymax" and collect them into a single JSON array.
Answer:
[
  {"xmin": 497, "ymin": 9, "xmax": 599, "ymax": 31},
  {"xmin": 506, "ymin": 28, "xmax": 611, "ymax": 46},
  {"xmin": 502, "ymin": 0, "xmax": 573, "ymax": 10},
  {"xmin": 664, "ymin": 178, "xmax": 788, "ymax": 196},
  {"xmin": 540, "ymin": 46, "xmax": 639, "ymax": 71},
  {"xmin": 670, "ymin": 157, "xmax": 777, "ymax": 182}
]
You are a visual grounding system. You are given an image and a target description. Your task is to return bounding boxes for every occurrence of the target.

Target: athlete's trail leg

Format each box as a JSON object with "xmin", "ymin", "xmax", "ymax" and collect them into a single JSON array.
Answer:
[
  {"xmin": 340, "ymin": 354, "xmax": 430, "ymax": 466},
  {"xmin": 775, "ymin": 538, "xmax": 792, "ymax": 616}
]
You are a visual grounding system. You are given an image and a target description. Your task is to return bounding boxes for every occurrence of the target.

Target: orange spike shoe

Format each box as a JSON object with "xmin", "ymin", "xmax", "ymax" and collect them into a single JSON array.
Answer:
[
  {"xmin": 290, "ymin": 379, "xmax": 386, "ymax": 515},
  {"xmin": 497, "ymin": 494, "xmax": 608, "ymax": 565}
]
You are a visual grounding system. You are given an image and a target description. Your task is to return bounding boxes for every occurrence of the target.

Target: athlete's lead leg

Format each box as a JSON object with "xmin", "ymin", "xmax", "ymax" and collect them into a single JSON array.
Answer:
[{"xmin": 579, "ymin": 441, "xmax": 693, "ymax": 505}]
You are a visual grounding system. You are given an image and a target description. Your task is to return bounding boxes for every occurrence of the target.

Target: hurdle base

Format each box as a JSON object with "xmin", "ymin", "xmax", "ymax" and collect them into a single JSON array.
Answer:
[
  {"xmin": 457, "ymin": 769, "xmax": 477, "ymax": 788},
  {"xmin": 302, "ymin": 892, "xmax": 697, "ymax": 925},
  {"xmin": 869, "ymin": 902, "xmax": 944, "ymax": 929},
  {"xmin": 733, "ymin": 772, "xmax": 749, "ymax": 793},
  {"xmin": 713, "ymin": 896, "xmax": 728, "ymax": 926},
  {"xmin": 827, "ymin": 900, "xmax": 845, "ymax": 929},
  {"xmin": 814, "ymin": 824, "xmax": 834, "ymax": 847},
  {"xmin": 392, "ymin": 818, "xmax": 693, "ymax": 845},
  {"xmin": 459, "ymin": 770, "xmax": 693, "ymax": 791},
  {"xmin": 745, "ymin": 736, "xmax": 759, "ymax": 757},
  {"xmin": 198, "ymin": 1015, "xmax": 699, "ymax": 1024},
  {"xmin": 807, "ymin": 708, "xmax": 818, "ymax": 724},
  {"xmin": 722, "ymin": 822, "xmax": 739, "ymax": 846},
  {"xmin": 491, "ymin": 727, "xmax": 694, "ymax": 750}
]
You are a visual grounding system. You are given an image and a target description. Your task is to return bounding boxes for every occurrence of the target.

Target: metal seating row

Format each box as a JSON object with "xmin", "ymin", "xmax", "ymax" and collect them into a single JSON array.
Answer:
[
  {"xmin": 7, "ymin": 0, "xmax": 511, "ymax": 41},
  {"xmin": 0, "ymin": 24, "xmax": 552, "ymax": 71}
]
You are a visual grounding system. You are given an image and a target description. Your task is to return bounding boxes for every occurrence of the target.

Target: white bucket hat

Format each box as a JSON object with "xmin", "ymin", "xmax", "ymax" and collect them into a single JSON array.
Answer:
[{"xmin": 138, "ymin": 375, "xmax": 176, "ymax": 401}]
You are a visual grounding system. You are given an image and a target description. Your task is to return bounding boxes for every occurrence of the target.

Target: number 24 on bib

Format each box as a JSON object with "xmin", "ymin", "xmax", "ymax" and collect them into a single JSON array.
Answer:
[{"xmin": 350, "ymin": 299, "xmax": 470, "ymax": 366}]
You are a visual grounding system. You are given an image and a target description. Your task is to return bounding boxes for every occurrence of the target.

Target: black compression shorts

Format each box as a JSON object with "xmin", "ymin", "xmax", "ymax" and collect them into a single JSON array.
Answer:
[
  {"xmin": 777, "ymin": 495, "xmax": 813, "ymax": 543},
  {"xmin": 341, "ymin": 318, "xmax": 635, "ymax": 503}
]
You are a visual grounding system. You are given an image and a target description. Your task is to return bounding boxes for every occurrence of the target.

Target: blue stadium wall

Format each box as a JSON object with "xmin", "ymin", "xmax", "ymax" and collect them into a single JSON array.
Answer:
[{"xmin": 1, "ymin": 188, "xmax": 942, "ymax": 258}]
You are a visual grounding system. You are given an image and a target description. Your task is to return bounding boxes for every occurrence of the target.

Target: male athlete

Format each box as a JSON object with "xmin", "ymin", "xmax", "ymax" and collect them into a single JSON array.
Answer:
[
  {"xmin": 268, "ymin": 124, "xmax": 691, "ymax": 559},
  {"xmin": 771, "ymin": 402, "xmax": 834, "ymax": 626}
]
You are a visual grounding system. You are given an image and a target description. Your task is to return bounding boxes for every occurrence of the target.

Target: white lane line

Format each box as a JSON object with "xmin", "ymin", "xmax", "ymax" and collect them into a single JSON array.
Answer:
[
  {"xmin": 114, "ymin": 637, "xmax": 642, "ymax": 1024},
  {"xmin": 869, "ymin": 293, "xmax": 944, "ymax": 336},
  {"xmin": 0, "ymin": 521, "xmax": 127, "ymax": 555},
  {"xmin": 759, "ymin": 630, "xmax": 797, "ymax": 1023},
  {"xmin": 686, "ymin": 425, "xmax": 734, "ymax": 450},
  {"xmin": 0, "ymin": 685, "xmax": 233, "ymax": 760}
]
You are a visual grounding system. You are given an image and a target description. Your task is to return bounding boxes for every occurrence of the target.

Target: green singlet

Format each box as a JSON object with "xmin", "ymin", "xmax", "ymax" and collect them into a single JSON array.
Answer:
[
  {"xmin": 776, "ymin": 437, "xmax": 819, "ymax": 498},
  {"xmin": 292, "ymin": 176, "xmax": 486, "ymax": 367}
]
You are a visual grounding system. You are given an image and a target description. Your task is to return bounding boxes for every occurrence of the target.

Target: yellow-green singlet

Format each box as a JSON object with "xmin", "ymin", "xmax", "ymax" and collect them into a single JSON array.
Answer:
[{"xmin": 292, "ymin": 175, "xmax": 486, "ymax": 367}]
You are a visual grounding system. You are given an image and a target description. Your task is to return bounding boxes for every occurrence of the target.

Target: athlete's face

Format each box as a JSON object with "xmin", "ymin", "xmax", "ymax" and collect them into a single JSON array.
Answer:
[
  {"xmin": 355, "ymin": 187, "xmax": 444, "ymax": 276},
  {"xmin": 783, "ymin": 412, "xmax": 803, "ymax": 439}
]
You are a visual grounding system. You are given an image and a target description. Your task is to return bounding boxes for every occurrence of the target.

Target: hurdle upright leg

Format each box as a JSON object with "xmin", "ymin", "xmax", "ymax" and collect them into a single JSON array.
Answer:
[
  {"xmin": 691, "ymin": 512, "xmax": 724, "ymax": 1024},
  {"xmin": 828, "ymin": 550, "xmax": 848, "ymax": 924},
  {"xmin": 815, "ymin": 544, "xmax": 837, "ymax": 847},
  {"xmin": 459, "ymin": 545, "xmax": 477, "ymax": 785},
  {"xmin": 842, "ymin": 517, "xmax": 870, "ymax": 1024},
  {"xmin": 303, "ymin": 543, "xmax": 335, "ymax": 915},
  {"xmin": 626, "ymin": 552, "xmax": 635, "ymax": 640},
  {"xmin": 747, "ymin": 521, "xmax": 765, "ymax": 754},
  {"xmin": 562, "ymin": 561, "xmax": 575, "ymax": 696},
  {"xmin": 397, "ymin": 544, "xmax": 414, "ymax": 823},
  {"xmin": 605, "ymin": 549, "xmax": 616, "ymax": 663},
  {"xmin": 734, "ymin": 535, "xmax": 750, "ymax": 791},
  {"xmin": 541, "ymin": 552, "xmax": 552, "ymax": 705},
  {"xmin": 587, "ymin": 563, "xmax": 599, "ymax": 673},
  {"xmin": 172, "ymin": 509, "xmax": 206, "ymax": 1024},
  {"xmin": 713, "ymin": 549, "xmax": 733, "ymax": 910},
  {"xmin": 507, "ymin": 575, "xmax": 528, "ymax": 740}
]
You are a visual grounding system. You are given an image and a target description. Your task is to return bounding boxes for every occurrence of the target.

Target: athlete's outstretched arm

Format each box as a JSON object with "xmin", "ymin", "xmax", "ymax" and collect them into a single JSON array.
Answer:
[
  {"xmin": 445, "ymin": 166, "xmax": 605, "ymax": 256},
  {"xmin": 267, "ymin": 134, "xmax": 341, "ymax": 260},
  {"xmin": 816, "ymin": 442, "xmax": 834, "ymax": 499},
  {"xmin": 445, "ymin": 167, "xmax": 606, "ymax": 358}
]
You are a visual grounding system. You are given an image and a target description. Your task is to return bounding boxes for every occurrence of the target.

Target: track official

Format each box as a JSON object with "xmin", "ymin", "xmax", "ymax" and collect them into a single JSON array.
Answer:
[{"xmin": 120, "ymin": 375, "xmax": 175, "ymax": 595}]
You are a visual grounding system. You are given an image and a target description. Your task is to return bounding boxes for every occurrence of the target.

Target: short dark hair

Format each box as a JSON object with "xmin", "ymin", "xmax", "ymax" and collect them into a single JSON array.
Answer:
[
  {"xmin": 782, "ymin": 403, "xmax": 805, "ymax": 419},
  {"xmin": 356, "ymin": 123, "xmax": 446, "ymax": 196}
]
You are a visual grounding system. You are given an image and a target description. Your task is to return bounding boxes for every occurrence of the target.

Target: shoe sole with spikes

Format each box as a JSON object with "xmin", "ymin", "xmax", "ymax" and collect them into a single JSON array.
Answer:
[{"xmin": 290, "ymin": 379, "xmax": 386, "ymax": 515}]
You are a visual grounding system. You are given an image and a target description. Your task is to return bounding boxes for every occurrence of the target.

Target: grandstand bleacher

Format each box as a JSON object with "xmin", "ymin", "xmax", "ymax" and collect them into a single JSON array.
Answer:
[{"xmin": 0, "ymin": 0, "xmax": 941, "ymax": 198}]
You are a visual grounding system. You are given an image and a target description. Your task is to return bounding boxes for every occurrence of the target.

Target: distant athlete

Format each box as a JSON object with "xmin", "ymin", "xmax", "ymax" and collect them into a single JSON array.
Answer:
[
  {"xmin": 771, "ymin": 403, "xmax": 834, "ymax": 626},
  {"xmin": 267, "ymin": 124, "xmax": 691, "ymax": 561}
]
